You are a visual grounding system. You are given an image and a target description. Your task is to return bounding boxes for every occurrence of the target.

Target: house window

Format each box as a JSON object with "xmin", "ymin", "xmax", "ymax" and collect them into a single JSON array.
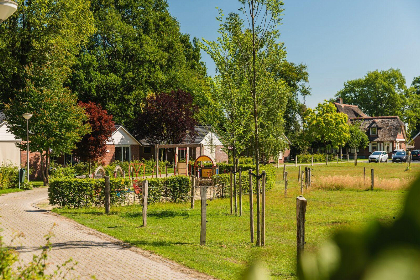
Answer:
[
  {"xmin": 143, "ymin": 147, "xmax": 151, "ymax": 154},
  {"xmin": 370, "ymin": 127, "xmax": 377, "ymax": 135},
  {"xmin": 372, "ymin": 142, "xmax": 377, "ymax": 151},
  {"xmin": 115, "ymin": 146, "xmax": 130, "ymax": 162}
]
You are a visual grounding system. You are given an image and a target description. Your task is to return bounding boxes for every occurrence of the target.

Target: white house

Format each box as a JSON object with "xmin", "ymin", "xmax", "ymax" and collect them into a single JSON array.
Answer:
[{"xmin": 0, "ymin": 120, "xmax": 21, "ymax": 166}]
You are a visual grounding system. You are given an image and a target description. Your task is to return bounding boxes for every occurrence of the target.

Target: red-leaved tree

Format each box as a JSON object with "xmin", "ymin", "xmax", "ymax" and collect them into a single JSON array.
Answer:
[
  {"xmin": 74, "ymin": 102, "xmax": 115, "ymax": 171},
  {"xmin": 133, "ymin": 90, "xmax": 197, "ymax": 145}
]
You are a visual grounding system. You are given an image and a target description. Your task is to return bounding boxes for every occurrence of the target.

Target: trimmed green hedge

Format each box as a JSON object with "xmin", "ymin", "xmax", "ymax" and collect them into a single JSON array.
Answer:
[
  {"xmin": 48, "ymin": 176, "xmax": 191, "ymax": 208},
  {"xmin": 297, "ymin": 154, "xmax": 327, "ymax": 163}
]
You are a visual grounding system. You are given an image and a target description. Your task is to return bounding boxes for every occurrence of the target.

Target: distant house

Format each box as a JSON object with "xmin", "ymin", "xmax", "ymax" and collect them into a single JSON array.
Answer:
[
  {"xmin": 0, "ymin": 113, "xmax": 21, "ymax": 166},
  {"xmin": 139, "ymin": 126, "xmax": 228, "ymax": 163},
  {"xmin": 102, "ymin": 125, "xmax": 141, "ymax": 165},
  {"xmin": 334, "ymin": 99, "xmax": 407, "ymax": 157},
  {"xmin": 412, "ymin": 132, "xmax": 420, "ymax": 150},
  {"xmin": 182, "ymin": 126, "xmax": 228, "ymax": 163}
]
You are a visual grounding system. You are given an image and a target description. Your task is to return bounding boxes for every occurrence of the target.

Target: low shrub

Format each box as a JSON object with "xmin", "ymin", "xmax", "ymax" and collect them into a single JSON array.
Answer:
[
  {"xmin": 0, "ymin": 164, "xmax": 19, "ymax": 189},
  {"xmin": 49, "ymin": 176, "xmax": 191, "ymax": 208},
  {"xmin": 297, "ymin": 154, "xmax": 327, "ymax": 163}
]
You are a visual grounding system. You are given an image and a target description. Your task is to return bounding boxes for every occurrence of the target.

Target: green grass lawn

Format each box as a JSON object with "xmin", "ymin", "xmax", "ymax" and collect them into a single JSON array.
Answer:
[{"xmin": 53, "ymin": 163, "xmax": 418, "ymax": 279}]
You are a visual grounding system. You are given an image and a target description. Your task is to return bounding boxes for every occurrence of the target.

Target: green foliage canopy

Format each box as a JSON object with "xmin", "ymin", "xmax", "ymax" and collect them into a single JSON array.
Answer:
[
  {"xmin": 304, "ymin": 101, "xmax": 350, "ymax": 149},
  {"xmin": 69, "ymin": 0, "xmax": 209, "ymax": 129}
]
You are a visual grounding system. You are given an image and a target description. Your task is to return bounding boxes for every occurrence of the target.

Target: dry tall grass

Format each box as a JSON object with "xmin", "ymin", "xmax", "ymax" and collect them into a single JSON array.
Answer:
[{"xmin": 312, "ymin": 174, "xmax": 412, "ymax": 191}]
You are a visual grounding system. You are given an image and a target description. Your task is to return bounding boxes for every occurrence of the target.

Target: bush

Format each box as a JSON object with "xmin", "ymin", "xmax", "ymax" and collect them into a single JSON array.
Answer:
[
  {"xmin": 297, "ymin": 153, "xmax": 327, "ymax": 163},
  {"xmin": 48, "ymin": 178, "xmax": 131, "ymax": 208},
  {"xmin": 0, "ymin": 164, "xmax": 19, "ymax": 189},
  {"xmin": 49, "ymin": 176, "xmax": 191, "ymax": 208}
]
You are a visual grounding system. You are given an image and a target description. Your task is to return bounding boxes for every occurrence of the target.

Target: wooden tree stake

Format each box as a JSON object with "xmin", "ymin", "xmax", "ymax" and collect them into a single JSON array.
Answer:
[
  {"xmin": 284, "ymin": 171, "xmax": 288, "ymax": 196},
  {"xmin": 297, "ymin": 195, "xmax": 307, "ymax": 262},
  {"xmin": 261, "ymin": 171, "xmax": 266, "ymax": 246},
  {"xmin": 104, "ymin": 176, "xmax": 110, "ymax": 214},
  {"xmin": 249, "ymin": 170, "xmax": 254, "ymax": 243},
  {"xmin": 191, "ymin": 176, "xmax": 195, "ymax": 209},
  {"xmin": 371, "ymin": 169, "xmax": 374, "ymax": 190},
  {"xmin": 200, "ymin": 186, "xmax": 207, "ymax": 245},
  {"xmin": 142, "ymin": 180, "xmax": 148, "ymax": 227},
  {"xmin": 230, "ymin": 169, "xmax": 233, "ymax": 214},
  {"xmin": 239, "ymin": 168, "xmax": 242, "ymax": 216}
]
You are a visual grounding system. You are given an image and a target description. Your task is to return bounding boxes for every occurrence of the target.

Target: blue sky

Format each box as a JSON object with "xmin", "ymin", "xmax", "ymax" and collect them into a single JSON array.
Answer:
[{"xmin": 167, "ymin": 0, "xmax": 420, "ymax": 108}]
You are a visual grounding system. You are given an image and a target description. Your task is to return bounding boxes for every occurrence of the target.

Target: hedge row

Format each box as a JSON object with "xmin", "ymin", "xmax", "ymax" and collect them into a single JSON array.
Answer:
[
  {"xmin": 48, "ymin": 176, "xmax": 191, "ymax": 208},
  {"xmin": 297, "ymin": 154, "xmax": 327, "ymax": 164}
]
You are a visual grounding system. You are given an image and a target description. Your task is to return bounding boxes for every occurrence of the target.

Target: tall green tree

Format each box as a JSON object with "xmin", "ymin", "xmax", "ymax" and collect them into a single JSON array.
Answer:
[
  {"xmin": 335, "ymin": 69, "xmax": 407, "ymax": 118},
  {"xmin": 0, "ymin": 0, "xmax": 95, "ymax": 108},
  {"xmin": 69, "ymin": 0, "xmax": 209, "ymax": 129},
  {"xmin": 0, "ymin": 0, "xmax": 95, "ymax": 184},
  {"xmin": 201, "ymin": 11, "xmax": 253, "ymax": 164},
  {"xmin": 5, "ymin": 65, "xmax": 90, "ymax": 185},
  {"xmin": 304, "ymin": 101, "xmax": 350, "ymax": 151},
  {"xmin": 347, "ymin": 121, "xmax": 369, "ymax": 166}
]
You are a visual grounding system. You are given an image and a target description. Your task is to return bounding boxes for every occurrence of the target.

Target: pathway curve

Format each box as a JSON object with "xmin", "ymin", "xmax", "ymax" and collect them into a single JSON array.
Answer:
[{"xmin": 0, "ymin": 188, "xmax": 215, "ymax": 280}]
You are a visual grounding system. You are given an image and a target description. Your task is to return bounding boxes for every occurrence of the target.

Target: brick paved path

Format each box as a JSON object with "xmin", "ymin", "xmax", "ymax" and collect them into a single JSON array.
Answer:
[{"xmin": 0, "ymin": 188, "xmax": 215, "ymax": 280}]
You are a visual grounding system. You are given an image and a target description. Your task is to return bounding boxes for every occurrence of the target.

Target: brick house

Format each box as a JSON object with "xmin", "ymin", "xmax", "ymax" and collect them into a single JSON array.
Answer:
[
  {"xmin": 139, "ymin": 126, "xmax": 228, "ymax": 163},
  {"xmin": 102, "ymin": 125, "xmax": 141, "ymax": 165},
  {"xmin": 334, "ymin": 99, "xmax": 407, "ymax": 157},
  {"xmin": 412, "ymin": 132, "xmax": 420, "ymax": 150}
]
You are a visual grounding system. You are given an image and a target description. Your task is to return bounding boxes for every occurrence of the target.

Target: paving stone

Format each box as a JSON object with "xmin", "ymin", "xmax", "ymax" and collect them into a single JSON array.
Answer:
[{"xmin": 0, "ymin": 188, "xmax": 215, "ymax": 280}]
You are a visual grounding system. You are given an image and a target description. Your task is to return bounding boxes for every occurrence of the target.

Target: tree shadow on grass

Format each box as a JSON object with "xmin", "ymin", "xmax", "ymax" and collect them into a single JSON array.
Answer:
[
  {"xmin": 123, "ymin": 210, "xmax": 190, "ymax": 219},
  {"xmin": 127, "ymin": 240, "xmax": 191, "ymax": 247}
]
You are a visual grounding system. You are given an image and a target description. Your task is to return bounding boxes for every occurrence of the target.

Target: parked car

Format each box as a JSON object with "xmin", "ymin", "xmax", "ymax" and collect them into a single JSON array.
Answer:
[
  {"xmin": 368, "ymin": 151, "xmax": 388, "ymax": 163},
  {"xmin": 412, "ymin": 150, "xmax": 420, "ymax": 161},
  {"xmin": 392, "ymin": 150, "xmax": 407, "ymax": 162}
]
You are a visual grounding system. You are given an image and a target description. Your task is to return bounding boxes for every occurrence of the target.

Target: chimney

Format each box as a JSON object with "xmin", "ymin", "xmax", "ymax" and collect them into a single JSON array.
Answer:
[{"xmin": 336, "ymin": 98, "xmax": 343, "ymax": 104}]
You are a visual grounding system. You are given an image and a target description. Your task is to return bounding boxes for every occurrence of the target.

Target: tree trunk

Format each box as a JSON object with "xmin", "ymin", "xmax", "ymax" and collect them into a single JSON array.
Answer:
[
  {"xmin": 45, "ymin": 149, "xmax": 50, "ymax": 186},
  {"xmin": 40, "ymin": 151, "xmax": 45, "ymax": 185},
  {"xmin": 354, "ymin": 150, "xmax": 358, "ymax": 166},
  {"xmin": 250, "ymin": 0, "xmax": 261, "ymax": 247}
]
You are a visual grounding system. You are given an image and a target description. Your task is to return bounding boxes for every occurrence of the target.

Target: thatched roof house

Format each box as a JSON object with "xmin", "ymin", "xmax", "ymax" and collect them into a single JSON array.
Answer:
[{"xmin": 333, "ymin": 99, "xmax": 407, "ymax": 156}]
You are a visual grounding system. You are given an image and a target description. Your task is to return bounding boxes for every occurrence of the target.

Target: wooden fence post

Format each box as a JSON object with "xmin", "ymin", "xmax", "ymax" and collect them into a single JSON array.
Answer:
[
  {"xmin": 326, "ymin": 154, "xmax": 328, "ymax": 165},
  {"xmin": 142, "ymin": 180, "xmax": 148, "ymax": 227},
  {"xmin": 104, "ymin": 176, "xmax": 110, "ymax": 214},
  {"xmin": 298, "ymin": 165, "xmax": 301, "ymax": 181},
  {"xmin": 295, "ymin": 156, "xmax": 297, "ymax": 167},
  {"xmin": 249, "ymin": 170, "xmax": 254, "ymax": 243},
  {"xmin": 200, "ymin": 186, "xmax": 207, "ymax": 245},
  {"xmin": 297, "ymin": 195, "xmax": 307, "ymax": 262},
  {"xmin": 261, "ymin": 171, "xmax": 266, "ymax": 246},
  {"xmin": 284, "ymin": 171, "xmax": 288, "ymax": 196},
  {"xmin": 191, "ymin": 176, "xmax": 195, "ymax": 209},
  {"xmin": 309, "ymin": 168, "xmax": 312, "ymax": 187},
  {"xmin": 300, "ymin": 171, "xmax": 304, "ymax": 194},
  {"xmin": 283, "ymin": 163, "xmax": 286, "ymax": 181},
  {"xmin": 230, "ymin": 168, "xmax": 233, "ymax": 215},
  {"xmin": 364, "ymin": 167, "xmax": 366, "ymax": 184},
  {"xmin": 239, "ymin": 167, "xmax": 242, "ymax": 217},
  {"xmin": 311, "ymin": 156, "xmax": 314, "ymax": 166},
  {"xmin": 371, "ymin": 169, "xmax": 374, "ymax": 190}
]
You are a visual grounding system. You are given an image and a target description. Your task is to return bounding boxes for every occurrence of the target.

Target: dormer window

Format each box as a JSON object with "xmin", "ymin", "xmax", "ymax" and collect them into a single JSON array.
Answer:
[{"xmin": 370, "ymin": 126, "xmax": 377, "ymax": 135}]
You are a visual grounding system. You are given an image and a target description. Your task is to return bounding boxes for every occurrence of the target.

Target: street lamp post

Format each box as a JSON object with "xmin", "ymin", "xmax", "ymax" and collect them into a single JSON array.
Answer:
[
  {"xmin": 0, "ymin": 0, "xmax": 18, "ymax": 23},
  {"xmin": 23, "ymin": 113, "xmax": 32, "ymax": 182}
]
